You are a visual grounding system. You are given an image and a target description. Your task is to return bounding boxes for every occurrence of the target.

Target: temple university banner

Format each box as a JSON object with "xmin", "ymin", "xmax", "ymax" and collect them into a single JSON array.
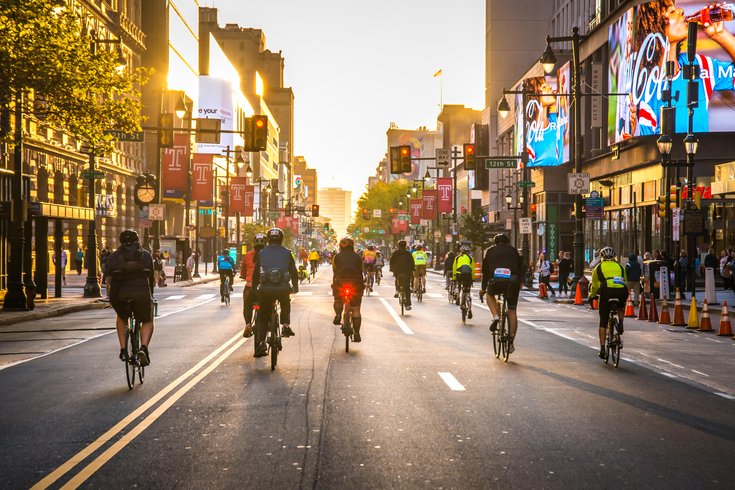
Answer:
[
  {"xmin": 192, "ymin": 153, "xmax": 213, "ymax": 204},
  {"xmin": 422, "ymin": 189, "xmax": 437, "ymax": 220},
  {"xmin": 229, "ymin": 177, "xmax": 252, "ymax": 215},
  {"xmin": 410, "ymin": 199, "xmax": 422, "ymax": 225},
  {"xmin": 437, "ymin": 178, "xmax": 453, "ymax": 214},
  {"xmin": 162, "ymin": 133, "xmax": 189, "ymax": 200}
]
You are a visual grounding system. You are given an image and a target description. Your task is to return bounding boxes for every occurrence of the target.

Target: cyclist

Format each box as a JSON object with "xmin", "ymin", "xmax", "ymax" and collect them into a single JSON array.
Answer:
[
  {"xmin": 375, "ymin": 251, "xmax": 385, "ymax": 284},
  {"xmin": 481, "ymin": 233, "xmax": 522, "ymax": 353},
  {"xmin": 298, "ymin": 248, "xmax": 309, "ymax": 266},
  {"xmin": 308, "ymin": 249, "xmax": 320, "ymax": 274},
  {"xmin": 252, "ymin": 228, "xmax": 298, "ymax": 357},
  {"xmin": 389, "ymin": 240, "xmax": 414, "ymax": 310},
  {"xmin": 453, "ymin": 246, "xmax": 475, "ymax": 314},
  {"xmin": 106, "ymin": 230, "xmax": 155, "ymax": 366},
  {"xmin": 589, "ymin": 246, "xmax": 628, "ymax": 359},
  {"xmin": 411, "ymin": 244, "xmax": 428, "ymax": 294},
  {"xmin": 332, "ymin": 237, "xmax": 365, "ymax": 341},
  {"xmin": 217, "ymin": 249, "xmax": 235, "ymax": 302},
  {"xmin": 443, "ymin": 248, "xmax": 457, "ymax": 290},
  {"xmin": 362, "ymin": 245, "xmax": 377, "ymax": 290},
  {"xmin": 240, "ymin": 233, "xmax": 267, "ymax": 338}
]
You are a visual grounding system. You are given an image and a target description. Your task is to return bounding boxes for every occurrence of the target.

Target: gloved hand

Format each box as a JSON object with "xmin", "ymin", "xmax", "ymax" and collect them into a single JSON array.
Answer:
[{"xmin": 479, "ymin": 290, "xmax": 485, "ymax": 302}]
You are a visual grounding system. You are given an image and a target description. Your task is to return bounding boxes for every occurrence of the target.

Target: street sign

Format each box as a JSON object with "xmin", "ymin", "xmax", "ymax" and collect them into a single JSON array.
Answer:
[
  {"xmin": 200, "ymin": 226, "xmax": 216, "ymax": 238},
  {"xmin": 585, "ymin": 196, "xmax": 604, "ymax": 220},
  {"xmin": 104, "ymin": 129, "xmax": 144, "ymax": 142},
  {"xmin": 568, "ymin": 172, "xmax": 590, "ymax": 194},
  {"xmin": 517, "ymin": 181, "xmax": 536, "ymax": 188},
  {"xmin": 364, "ymin": 226, "xmax": 370, "ymax": 233},
  {"xmin": 484, "ymin": 158, "xmax": 517, "ymax": 169},
  {"xmin": 436, "ymin": 148, "xmax": 451, "ymax": 166},
  {"xmin": 80, "ymin": 170, "xmax": 105, "ymax": 179},
  {"xmin": 268, "ymin": 210, "xmax": 280, "ymax": 219},
  {"xmin": 519, "ymin": 217, "xmax": 532, "ymax": 234},
  {"xmin": 373, "ymin": 209, "xmax": 382, "ymax": 218},
  {"xmin": 148, "ymin": 203, "xmax": 165, "ymax": 220},
  {"xmin": 683, "ymin": 208, "xmax": 704, "ymax": 235},
  {"xmin": 672, "ymin": 207, "xmax": 680, "ymax": 241}
]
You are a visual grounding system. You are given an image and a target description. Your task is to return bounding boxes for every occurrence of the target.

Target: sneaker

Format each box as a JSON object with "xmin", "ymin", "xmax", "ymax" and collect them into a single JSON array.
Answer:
[
  {"xmin": 489, "ymin": 319, "xmax": 499, "ymax": 332},
  {"xmin": 254, "ymin": 341, "xmax": 268, "ymax": 357},
  {"xmin": 333, "ymin": 315, "xmax": 341, "ymax": 325},
  {"xmin": 353, "ymin": 332, "xmax": 362, "ymax": 342},
  {"xmin": 137, "ymin": 346, "xmax": 150, "ymax": 367},
  {"xmin": 599, "ymin": 348, "xmax": 606, "ymax": 359},
  {"xmin": 119, "ymin": 349, "xmax": 128, "ymax": 362},
  {"xmin": 282, "ymin": 325, "xmax": 295, "ymax": 337},
  {"xmin": 221, "ymin": 296, "xmax": 225, "ymax": 303},
  {"xmin": 406, "ymin": 305, "xmax": 412, "ymax": 310},
  {"xmin": 243, "ymin": 324, "xmax": 253, "ymax": 338}
]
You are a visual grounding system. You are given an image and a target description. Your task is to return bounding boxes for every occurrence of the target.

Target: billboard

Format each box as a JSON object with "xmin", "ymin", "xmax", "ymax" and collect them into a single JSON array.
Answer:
[
  {"xmin": 608, "ymin": 1, "xmax": 735, "ymax": 145},
  {"xmin": 512, "ymin": 67, "xmax": 569, "ymax": 167}
]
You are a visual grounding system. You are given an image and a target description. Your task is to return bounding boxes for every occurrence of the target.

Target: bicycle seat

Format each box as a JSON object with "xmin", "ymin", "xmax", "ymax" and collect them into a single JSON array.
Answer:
[{"xmin": 608, "ymin": 298, "xmax": 620, "ymax": 306}]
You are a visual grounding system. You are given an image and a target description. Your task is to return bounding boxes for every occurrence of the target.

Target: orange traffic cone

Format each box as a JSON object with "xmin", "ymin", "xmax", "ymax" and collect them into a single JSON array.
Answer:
[
  {"xmin": 699, "ymin": 299, "xmax": 714, "ymax": 332},
  {"xmin": 624, "ymin": 295, "xmax": 636, "ymax": 318},
  {"xmin": 717, "ymin": 301, "xmax": 733, "ymax": 336},
  {"xmin": 648, "ymin": 293, "xmax": 659, "ymax": 323},
  {"xmin": 637, "ymin": 292, "xmax": 648, "ymax": 321},
  {"xmin": 574, "ymin": 283, "xmax": 583, "ymax": 305},
  {"xmin": 671, "ymin": 288, "xmax": 687, "ymax": 327},
  {"xmin": 658, "ymin": 297, "xmax": 671, "ymax": 325},
  {"xmin": 538, "ymin": 282, "xmax": 548, "ymax": 299}
]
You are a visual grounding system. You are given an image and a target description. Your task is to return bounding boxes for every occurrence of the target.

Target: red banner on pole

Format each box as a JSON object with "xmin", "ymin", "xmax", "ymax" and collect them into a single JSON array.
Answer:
[
  {"xmin": 191, "ymin": 153, "xmax": 213, "ymax": 203},
  {"xmin": 410, "ymin": 199, "xmax": 422, "ymax": 225},
  {"xmin": 243, "ymin": 184, "xmax": 254, "ymax": 217},
  {"xmin": 437, "ymin": 177, "xmax": 453, "ymax": 214},
  {"xmin": 229, "ymin": 177, "xmax": 249, "ymax": 214},
  {"xmin": 422, "ymin": 189, "xmax": 437, "ymax": 220},
  {"xmin": 162, "ymin": 133, "xmax": 189, "ymax": 200},
  {"xmin": 391, "ymin": 218, "xmax": 399, "ymax": 234}
]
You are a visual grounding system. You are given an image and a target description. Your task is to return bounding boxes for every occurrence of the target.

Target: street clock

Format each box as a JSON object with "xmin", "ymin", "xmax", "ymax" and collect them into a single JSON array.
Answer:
[{"xmin": 134, "ymin": 174, "xmax": 158, "ymax": 208}]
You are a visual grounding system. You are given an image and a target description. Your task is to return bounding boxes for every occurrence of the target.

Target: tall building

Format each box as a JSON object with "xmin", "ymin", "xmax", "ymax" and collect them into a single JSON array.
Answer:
[
  {"xmin": 318, "ymin": 188, "xmax": 352, "ymax": 240},
  {"xmin": 293, "ymin": 156, "xmax": 318, "ymax": 209}
]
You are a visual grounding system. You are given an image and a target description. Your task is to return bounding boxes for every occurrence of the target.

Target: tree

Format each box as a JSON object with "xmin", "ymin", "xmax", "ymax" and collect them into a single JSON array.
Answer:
[
  {"xmin": 0, "ymin": 0, "xmax": 148, "ymax": 153},
  {"xmin": 459, "ymin": 208, "xmax": 491, "ymax": 251},
  {"xmin": 347, "ymin": 180, "xmax": 411, "ymax": 243}
]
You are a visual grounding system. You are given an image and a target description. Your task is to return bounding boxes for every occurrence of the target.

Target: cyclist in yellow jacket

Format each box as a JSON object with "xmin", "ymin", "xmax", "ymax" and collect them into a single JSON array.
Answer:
[
  {"xmin": 589, "ymin": 246, "xmax": 628, "ymax": 359},
  {"xmin": 452, "ymin": 246, "xmax": 474, "ymax": 304},
  {"xmin": 411, "ymin": 244, "xmax": 428, "ymax": 293}
]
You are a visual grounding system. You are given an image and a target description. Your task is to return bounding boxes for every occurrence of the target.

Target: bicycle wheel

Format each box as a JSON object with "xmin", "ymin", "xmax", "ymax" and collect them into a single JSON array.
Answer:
[
  {"xmin": 136, "ymin": 325, "xmax": 145, "ymax": 384},
  {"xmin": 270, "ymin": 315, "xmax": 279, "ymax": 371},
  {"xmin": 492, "ymin": 324, "xmax": 501, "ymax": 359},
  {"xmin": 500, "ymin": 312, "xmax": 510, "ymax": 362},
  {"xmin": 417, "ymin": 286, "xmax": 423, "ymax": 303},
  {"xmin": 400, "ymin": 292, "xmax": 405, "ymax": 316},
  {"xmin": 447, "ymin": 282, "xmax": 453, "ymax": 303},
  {"xmin": 460, "ymin": 294, "xmax": 467, "ymax": 324},
  {"xmin": 604, "ymin": 320, "xmax": 614, "ymax": 364},
  {"xmin": 125, "ymin": 321, "xmax": 135, "ymax": 390},
  {"xmin": 344, "ymin": 309, "xmax": 351, "ymax": 353}
]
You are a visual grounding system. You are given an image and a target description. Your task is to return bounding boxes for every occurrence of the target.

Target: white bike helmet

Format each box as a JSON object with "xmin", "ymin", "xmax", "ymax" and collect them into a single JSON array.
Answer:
[{"xmin": 599, "ymin": 246, "xmax": 615, "ymax": 260}]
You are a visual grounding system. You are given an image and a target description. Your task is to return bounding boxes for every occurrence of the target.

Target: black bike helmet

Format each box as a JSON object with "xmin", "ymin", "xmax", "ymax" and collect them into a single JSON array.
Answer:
[
  {"xmin": 494, "ymin": 233, "xmax": 510, "ymax": 245},
  {"xmin": 397, "ymin": 240, "xmax": 407, "ymax": 249},
  {"xmin": 253, "ymin": 232, "xmax": 267, "ymax": 249},
  {"xmin": 267, "ymin": 227, "xmax": 284, "ymax": 244},
  {"xmin": 119, "ymin": 229, "xmax": 139, "ymax": 246},
  {"xmin": 339, "ymin": 237, "xmax": 354, "ymax": 249}
]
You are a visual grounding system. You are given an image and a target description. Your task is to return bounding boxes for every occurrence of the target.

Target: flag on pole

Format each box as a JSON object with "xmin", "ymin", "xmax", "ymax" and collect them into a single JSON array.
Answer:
[{"xmin": 433, "ymin": 68, "xmax": 443, "ymax": 77}]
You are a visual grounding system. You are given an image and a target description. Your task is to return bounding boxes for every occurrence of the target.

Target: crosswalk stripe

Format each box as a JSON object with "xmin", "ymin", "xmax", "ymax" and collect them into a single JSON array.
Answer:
[
  {"xmin": 194, "ymin": 294, "xmax": 216, "ymax": 300},
  {"xmin": 163, "ymin": 295, "xmax": 185, "ymax": 300},
  {"xmin": 231, "ymin": 292, "xmax": 243, "ymax": 298},
  {"xmin": 296, "ymin": 291, "xmax": 313, "ymax": 296},
  {"xmin": 427, "ymin": 293, "xmax": 443, "ymax": 299}
]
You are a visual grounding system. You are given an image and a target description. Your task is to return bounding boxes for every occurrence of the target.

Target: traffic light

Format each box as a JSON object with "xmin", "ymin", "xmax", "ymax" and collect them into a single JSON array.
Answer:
[
  {"xmin": 251, "ymin": 115, "xmax": 268, "ymax": 151},
  {"xmin": 530, "ymin": 203, "xmax": 537, "ymax": 220},
  {"xmin": 362, "ymin": 208, "xmax": 371, "ymax": 220},
  {"xmin": 311, "ymin": 204, "xmax": 320, "ymax": 217},
  {"xmin": 463, "ymin": 143, "xmax": 476, "ymax": 171},
  {"xmin": 399, "ymin": 145, "xmax": 411, "ymax": 173},
  {"xmin": 658, "ymin": 196, "xmax": 667, "ymax": 218},
  {"xmin": 323, "ymin": 222, "xmax": 330, "ymax": 232},
  {"xmin": 669, "ymin": 185, "xmax": 679, "ymax": 210},
  {"xmin": 159, "ymin": 113, "xmax": 174, "ymax": 148}
]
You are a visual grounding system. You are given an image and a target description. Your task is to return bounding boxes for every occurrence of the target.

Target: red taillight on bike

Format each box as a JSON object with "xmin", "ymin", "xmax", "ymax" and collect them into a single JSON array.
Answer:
[
  {"xmin": 341, "ymin": 287, "xmax": 353, "ymax": 300},
  {"xmin": 253, "ymin": 304, "xmax": 261, "ymax": 311}
]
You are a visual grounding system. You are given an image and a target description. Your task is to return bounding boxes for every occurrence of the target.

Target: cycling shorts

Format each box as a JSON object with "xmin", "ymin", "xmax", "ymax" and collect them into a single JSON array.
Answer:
[
  {"xmin": 488, "ymin": 276, "xmax": 521, "ymax": 310},
  {"xmin": 110, "ymin": 287, "xmax": 154, "ymax": 323},
  {"xmin": 414, "ymin": 265, "xmax": 427, "ymax": 276},
  {"xmin": 363, "ymin": 263, "xmax": 376, "ymax": 272},
  {"xmin": 456, "ymin": 271, "xmax": 472, "ymax": 289},
  {"xmin": 597, "ymin": 287, "xmax": 628, "ymax": 328}
]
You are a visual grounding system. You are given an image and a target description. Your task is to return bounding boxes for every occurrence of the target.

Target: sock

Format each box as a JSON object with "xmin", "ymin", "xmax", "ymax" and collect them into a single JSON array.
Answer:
[{"xmin": 353, "ymin": 316, "xmax": 361, "ymax": 332}]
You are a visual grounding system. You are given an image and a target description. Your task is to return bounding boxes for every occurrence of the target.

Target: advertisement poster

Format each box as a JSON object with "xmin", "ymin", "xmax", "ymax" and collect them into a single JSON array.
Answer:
[
  {"xmin": 608, "ymin": 0, "xmax": 735, "ymax": 145},
  {"xmin": 162, "ymin": 133, "xmax": 190, "ymax": 200},
  {"xmin": 197, "ymin": 76, "xmax": 235, "ymax": 154},
  {"xmin": 192, "ymin": 153, "xmax": 213, "ymax": 203}
]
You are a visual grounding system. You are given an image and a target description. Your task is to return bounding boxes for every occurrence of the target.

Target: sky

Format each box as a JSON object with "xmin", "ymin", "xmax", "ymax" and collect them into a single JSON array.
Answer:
[{"xmin": 205, "ymin": 0, "xmax": 485, "ymax": 203}]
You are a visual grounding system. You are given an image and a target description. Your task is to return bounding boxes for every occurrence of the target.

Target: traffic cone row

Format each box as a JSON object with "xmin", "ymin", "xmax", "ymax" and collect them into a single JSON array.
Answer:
[
  {"xmin": 637, "ymin": 293, "xmax": 648, "ymax": 321},
  {"xmin": 624, "ymin": 295, "xmax": 636, "ymax": 318},
  {"xmin": 658, "ymin": 297, "xmax": 671, "ymax": 325},
  {"xmin": 671, "ymin": 288, "xmax": 687, "ymax": 327},
  {"xmin": 648, "ymin": 293, "xmax": 659, "ymax": 323},
  {"xmin": 699, "ymin": 299, "xmax": 714, "ymax": 332},
  {"xmin": 687, "ymin": 297, "xmax": 699, "ymax": 329},
  {"xmin": 717, "ymin": 301, "xmax": 733, "ymax": 336}
]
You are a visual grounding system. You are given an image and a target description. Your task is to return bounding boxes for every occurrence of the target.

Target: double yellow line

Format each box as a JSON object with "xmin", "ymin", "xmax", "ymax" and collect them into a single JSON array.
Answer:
[{"xmin": 32, "ymin": 332, "xmax": 247, "ymax": 489}]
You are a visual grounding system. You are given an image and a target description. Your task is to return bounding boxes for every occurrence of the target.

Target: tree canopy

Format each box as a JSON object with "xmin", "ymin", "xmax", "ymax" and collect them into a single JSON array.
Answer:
[
  {"xmin": 0, "ymin": 0, "xmax": 148, "ymax": 153},
  {"xmin": 347, "ymin": 180, "xmax": 411, "ymax": 243}
]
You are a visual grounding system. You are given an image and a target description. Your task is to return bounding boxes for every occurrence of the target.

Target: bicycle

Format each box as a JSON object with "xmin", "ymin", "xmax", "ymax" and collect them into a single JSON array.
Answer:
[
  {"xmin": 603, "ymin": 297, "xmax": 622, "ymax": 367},
  {"xmin": 459, "ymin": 282, "xmax": 473, "ymax": 324},
  {"xmin": 221, "ymin": 275, "xmax": 231, "ymax": 306},
  {"xmin": 447, "ymin": 277, "xmax": 457, "ymax": 304},
  {"xmin": 375, "ymin": 267, "xmax": 382, "ymax": 285},
  {"xmin": 339, "ymin": 285, "xmax": 355, "ymax": 352},
  {"xmin": 397, "ymin": 274, "xmax": 410, "ymax": 316},
  {"xmin": 491, "ymin": 288, "xmax": 511, "ymax": 362},
  {"xmin": 265, "ymin": 299, "xmax": 282, "ymax": 371},
  {"xmin": 365, "ymin": 269, "xmax": 375, "ymax": 296},
  {"xmin": 123, "ymin": 300, "xmax": 145, "ymax": 390},
  {"xmin": 310, "ymin": 261, "xmax": 318, "ymax": 280}
]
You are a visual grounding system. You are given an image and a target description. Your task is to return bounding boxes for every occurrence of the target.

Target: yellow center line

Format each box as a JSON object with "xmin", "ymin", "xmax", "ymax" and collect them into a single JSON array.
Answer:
[{"xmin": 31, "ymin": 331, "xmax": 245, "ymax": 490}]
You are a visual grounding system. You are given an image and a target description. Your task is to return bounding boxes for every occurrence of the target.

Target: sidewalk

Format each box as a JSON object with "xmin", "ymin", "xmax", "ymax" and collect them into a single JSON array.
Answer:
[{"xmin": 0, "ymin": 263, "xmax": 221, "ymax": 328}]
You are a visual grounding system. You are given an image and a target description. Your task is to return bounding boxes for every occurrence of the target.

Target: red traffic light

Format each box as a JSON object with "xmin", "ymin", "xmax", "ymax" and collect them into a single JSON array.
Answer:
[
  {"xmin": 465, "ymin": 144, "xmax": 475, "ymax": 155},
  {"xmin": 400, "ymin": 147, "xmax": 410, "ymax": 157},
  {"xmin": 530, "ymin": 203, "xmax": 537, "ymax": 212},
  {"xmin": 255, "ymin": 118, "xmax": 266, "ymax": 129}
]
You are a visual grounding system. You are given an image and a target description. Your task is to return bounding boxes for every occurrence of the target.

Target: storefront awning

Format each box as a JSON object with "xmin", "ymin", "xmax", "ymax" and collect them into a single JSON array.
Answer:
[{"xmin": 0, "ymin": 201, "xmax": 94, "ymax": 220}]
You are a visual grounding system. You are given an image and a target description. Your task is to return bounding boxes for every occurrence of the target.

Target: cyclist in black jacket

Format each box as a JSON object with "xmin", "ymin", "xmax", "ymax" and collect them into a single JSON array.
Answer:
[
  {"xmin": 332, "ymin": 237, "xmax": 365, "ymax": 341},
  {"xmin": 389, "ymin": 240, "xmax": 414, "ymax": 310},
  {"xmin": 481, "ymin": 233, "xmax": 523, "ymax": 353}
]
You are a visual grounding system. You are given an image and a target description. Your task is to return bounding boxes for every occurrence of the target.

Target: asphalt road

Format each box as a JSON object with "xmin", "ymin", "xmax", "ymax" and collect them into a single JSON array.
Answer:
[{"xmin": 1, "ymin": 267, "xmax": 734, "ymax": 489}]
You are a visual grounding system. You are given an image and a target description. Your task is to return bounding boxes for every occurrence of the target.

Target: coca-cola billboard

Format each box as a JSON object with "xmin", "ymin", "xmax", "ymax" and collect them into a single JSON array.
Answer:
[{"xmin": 608, "ymin": 1, "xmax": 735, "ymax": 145}]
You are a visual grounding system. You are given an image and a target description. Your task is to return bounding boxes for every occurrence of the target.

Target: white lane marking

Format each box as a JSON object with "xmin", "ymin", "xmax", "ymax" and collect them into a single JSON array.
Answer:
[
  {"xmin": 438, "ymin": 372, "xmax": 466, "ymax": 391},
  {"xmin": 296, "ymin": 291, "xmax": 313, "ymax": 296},
  {"xmin": 660, "ymin": 372, "xmax": 678, "ymax": 378},
  {"xmin": 370, "ymin": 291, "xmax": 380, "ymax": 296},
  {"xmin": 691, "ymin": 370, "xmax": 710, "ymax": 377},
  {"xmin": 714, "ymin": 392, "xmax": 735, "ymax": 400},
  {"xmin": 427, "ymin": 293, "xmax": 443, "ymax": 299},
  {"xmin": 194, "ymin": 294, "xmax": 216, "ymax": 300},
  {"xmin": 656, "ymin": 358, "xmax": 685, "ymax": 369},
  {"xmin": 163, "ymin": 295, "xmax": 185, "ymax": 300},
  {"xmin": 378, "ymin": 298, "xmax": 414, "ymax": 335},
  {"xmin": 231, "ymin": 292, "xmax": 243, "ymax": 298}
]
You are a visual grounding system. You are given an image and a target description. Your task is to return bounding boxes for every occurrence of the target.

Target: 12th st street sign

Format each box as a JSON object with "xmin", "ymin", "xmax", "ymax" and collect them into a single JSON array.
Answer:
[
  {"xmin": 485, "ymin": 158, "xmax": 517, "ymax": 169},
  {"xmin": 104, "ymin": 129, "xmax": 144, "ymax": 142}
]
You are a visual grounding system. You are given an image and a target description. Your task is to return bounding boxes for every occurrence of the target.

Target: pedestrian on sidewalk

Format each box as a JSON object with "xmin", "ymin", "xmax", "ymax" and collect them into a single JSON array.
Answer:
[
  {"xmin": 720, "ymin": 250, "xmax": 732, "ymax": 290},
  {"xmin": 625, "ymin": 252, "xmax": 642, "ymax": 304},
  {"xmin": 75, "ymin": 247, "xmax": 84, "ymax": 275},
  {"xmin": 537, "ymin": 252, "xmax": 556, "ymax": 297},
  {"xmin": 153, "ymin": 251, "xmax": 164, "ymax": 287},
  {"xmin": 186, "ymin": 252, "xmax": 195, "ymax": 280},
  {"xmin": 674, "ymin": 250, "xmax": 688, "ymax": 293},
  {"xmin": 557, "ymin": 251, "xmax": 572, "ymax": 297},
  {"xmin": 52, "ymin": 249, "xmax": 67, "ymax": 286}
]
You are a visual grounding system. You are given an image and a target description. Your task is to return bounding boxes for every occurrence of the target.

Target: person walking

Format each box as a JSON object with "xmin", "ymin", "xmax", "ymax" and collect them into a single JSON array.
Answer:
[
  {"xmin": 674, "ymin": 250, "xmax": 688, "ymax": 294},
  {"xmin": 75, "ymin": 247, "xmax": 84, "ymax": 275},
  {"xmin": 52, "ymin": 248, "xmax": 68, "ymax": 286},
  {"xmin": 557, "ymin": 251, "xmax": 572, "ymax": 297},
  {"xmin": 537, "ymin": 252, "xmax": 556, "ymax": 298},
  {"xmin": 720, "ymin": 250, "xmax": 732, "ymax": 290},
  {"xmin": 625, "ymin": 253, "xmax": 642, "ymax": 304},
  {"xmin": 186, "ymin": 252, "xmax": 196, "ymax": 281},
  {"xmin": 152, "ymin": 251, "xmax": 164, "ymax": 288}
]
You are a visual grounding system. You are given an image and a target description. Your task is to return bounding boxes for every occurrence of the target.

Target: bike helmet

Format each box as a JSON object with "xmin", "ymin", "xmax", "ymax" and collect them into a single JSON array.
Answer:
[
  {"xmin": 397, "ymin": 240, "xmax": 407, "ymax": 249},
  {"xmin": 267, "ymin": 227, "xmax": 284, "ymax": 244},
  {"xmin": 253, "ymin": 232, "xmax": 267, "ymax": 249},
  {"xmin": 599, "ymin": 246, "xmax": 615, "ymax": 260},
  {"xmin": 367, "ymin": 245, "xmax": 375, "ymax": 251},
  {"xmin": 339, "ymin": 237, "xmax": 354, "ymax": 249},
  {"xmin": 221, "ymin": 249, "xmax": 229, "ymax": 256},
  {"xmin": 415, "ymin": 244, "xmax": 423, "ymax": 251},
  {"xmin": 494, "ymin": 233, "xmax": 510, "ymax": 245},
  {"xmin": 119, "ymin": 229, "xmax": 139, "ymax": 245},
  {"xmin": 460, "ymin": 245, "xmax": 471, "ymax": 253}
]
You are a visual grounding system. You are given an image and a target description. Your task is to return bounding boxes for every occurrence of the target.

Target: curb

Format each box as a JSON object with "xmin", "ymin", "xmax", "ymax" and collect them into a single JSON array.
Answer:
[{"xmin": 0, "ymin": 300, "xmax": 110, "ymax": 327}]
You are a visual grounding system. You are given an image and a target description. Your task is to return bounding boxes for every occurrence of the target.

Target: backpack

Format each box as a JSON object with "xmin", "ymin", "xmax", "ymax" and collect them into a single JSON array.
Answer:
[{"xmin": 257, "ymin": 246, "xmax": 292, "ymax": 294}]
